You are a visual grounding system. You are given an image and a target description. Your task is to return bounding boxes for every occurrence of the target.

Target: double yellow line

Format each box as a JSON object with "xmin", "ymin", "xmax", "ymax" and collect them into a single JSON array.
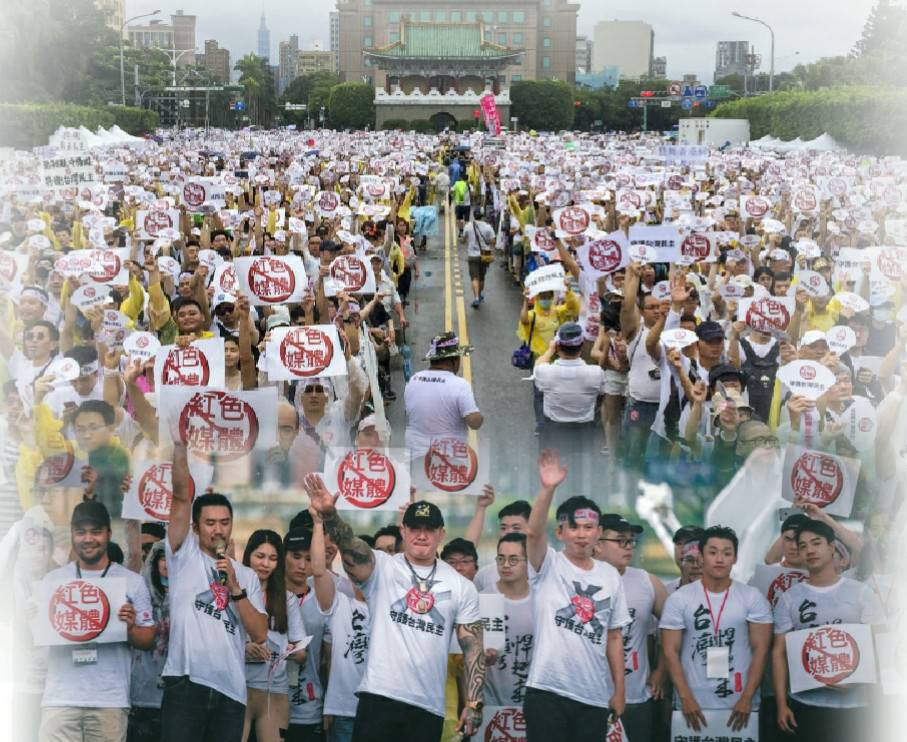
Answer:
[{"xmin": 444, "ymin": 207, "xmax": 472, "ymax": 385}]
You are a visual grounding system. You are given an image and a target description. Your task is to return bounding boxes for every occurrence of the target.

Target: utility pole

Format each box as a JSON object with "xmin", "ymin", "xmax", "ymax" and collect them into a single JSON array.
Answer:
[{"xmin": 120, "ymin": 10, "xmax": 160, "ymax": 105}]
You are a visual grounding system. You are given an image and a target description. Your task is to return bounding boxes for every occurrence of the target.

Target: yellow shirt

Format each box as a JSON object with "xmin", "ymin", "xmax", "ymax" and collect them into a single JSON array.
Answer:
[
  {"xmin": 805, "ymin": 298, "xmax": 841, "ymax": 333},
  {"xmin": 517, "ymin": 291, "xmax": 581, "ymax": 356}
]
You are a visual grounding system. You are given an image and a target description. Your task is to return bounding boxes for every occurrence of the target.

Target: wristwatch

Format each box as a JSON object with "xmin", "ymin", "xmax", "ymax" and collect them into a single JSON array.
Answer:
[{"xmin": 230, "ymin": 589, "xmax": 248, "ymax": 602}]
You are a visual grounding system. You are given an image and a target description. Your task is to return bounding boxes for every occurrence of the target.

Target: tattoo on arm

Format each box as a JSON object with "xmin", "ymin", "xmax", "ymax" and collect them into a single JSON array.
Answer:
[
  {"xmin": 457, "ymin": 621, "xmax": 486, "ymax": 703},
  {"xmin": 323, "ymin": 514, "xmax": 373, "ymax": 566}
]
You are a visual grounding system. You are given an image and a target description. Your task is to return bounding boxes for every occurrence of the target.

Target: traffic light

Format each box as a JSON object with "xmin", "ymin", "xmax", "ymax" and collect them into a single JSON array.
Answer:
[{"xmin": 640, "ymin": 90, "xmax": 654, "ymax": 97}]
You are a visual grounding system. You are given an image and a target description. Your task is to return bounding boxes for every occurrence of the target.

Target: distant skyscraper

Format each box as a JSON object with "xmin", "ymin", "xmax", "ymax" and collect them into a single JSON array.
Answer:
[
  {"xmin": 329, "ymin": 11, "xmax": 340, "ymax": 72},
  {"xmin": 258, "ymin": 12, "xmax": 271, "ymax": 60},
  {"xmin": 715, "ymin": 41, "xmax": 749, "ymax": 81},
  {"xmin": 651, "ymin": 56, "xmax": 667, "ymax": 78},
  {"xmin": 592, "ymin": 20, "xmax": 654, "ymax": 80}
]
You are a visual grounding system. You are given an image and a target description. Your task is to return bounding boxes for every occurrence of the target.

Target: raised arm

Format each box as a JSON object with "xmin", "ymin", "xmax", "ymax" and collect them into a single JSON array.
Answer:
[
  {"xmin": 309, "ymin": 507, "xmax": 336, "ymax": 613},
  {"xmin": 527, "ymin": 449, "xmax": 568, "ymax": 572},
  {"xmin": 464, "ymin": 485, "xmax": 494, "ymax": 547},
  {"xmin": 621, "ymin": 261, "xmax": 642, "ymax": 342},
  {"xmin": 169, "ymin": 443, "xmax": 192, "ymax": 552},
  {"xmin": 303, "ymin": 473, "xmax": 375, "ymax": 584}
]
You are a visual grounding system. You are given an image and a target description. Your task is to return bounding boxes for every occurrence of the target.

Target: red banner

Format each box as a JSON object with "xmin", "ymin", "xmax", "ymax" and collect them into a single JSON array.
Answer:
[{"xmin": 479, "ymin": 93, "xmax": 501, "ymax": 136}]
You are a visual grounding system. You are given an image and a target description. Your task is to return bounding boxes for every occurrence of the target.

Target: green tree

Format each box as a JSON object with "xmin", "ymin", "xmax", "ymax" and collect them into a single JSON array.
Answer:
[
  {"xmin": 852, "ymin": 0, "xmax": 907, "ymax": 57},
  {"xmin": 327, "ymin": 83, "xmax": 375, "ymax": 130},
  {"xmin": 281, "ymin": 71, "xmax": 342, "ymax": 126},
  {"xmin": 510, "ymin": 80, "xmax": 574, "ymax": 131},
  {"xmin": 235, "ymin": 53, "xmax": 276, "ymax": 126}
]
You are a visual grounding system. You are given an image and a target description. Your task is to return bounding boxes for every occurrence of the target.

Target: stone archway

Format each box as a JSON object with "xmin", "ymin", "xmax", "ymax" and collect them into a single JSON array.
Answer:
[{"xmin": 429, "ymin": 111, "xmax": 458, "ymax": 132}]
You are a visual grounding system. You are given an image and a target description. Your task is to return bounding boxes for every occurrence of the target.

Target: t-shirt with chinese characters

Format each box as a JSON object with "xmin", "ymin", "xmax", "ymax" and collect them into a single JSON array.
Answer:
[
  {"xmin": 483, "ymin": 584, "xmax": 535, "ymax": 707},
  {"xmin": 773, "ymin": 578, "xmax": 885, "ymax": 709},
  {"xmin": 620, "ymin": 566, "xmax": 657, "ymax": 704},
  {"xmin": 245, "ymin": 591, "xmax": 307, "ymax": 694},
  {"xmin": 404, "ymin": 370, "xmax": 479, "ymax": 458},
  {"xmin": 659, "ymin": 579, "xmax": 772, "ymax": 710},
  {"xmin": 162, "ymin": 531, "xmax": 266, "ymax": 705},
  {"xmin": 356, "ymin": 550, "xmax": 481, "ymax": 718},
  {"xmin": 289, "ymin": 587, "xmax": 327, "ymax": 725},
  {"xmin": 41, "ymin": 562, "xmax": 154, "ymax": 709},
  {"xmin": 526, "ymin": 547, "xmax": 631, "ymax": 708},
  {"xmin": 320, "ymin": 591, "xmax": 370, "ymax": 718}
]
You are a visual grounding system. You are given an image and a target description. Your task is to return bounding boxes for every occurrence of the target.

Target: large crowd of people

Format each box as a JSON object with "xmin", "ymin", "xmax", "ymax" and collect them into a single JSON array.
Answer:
[{"xmin": 0, "ymin": 125, "xmax": 904, "ymax": 742}]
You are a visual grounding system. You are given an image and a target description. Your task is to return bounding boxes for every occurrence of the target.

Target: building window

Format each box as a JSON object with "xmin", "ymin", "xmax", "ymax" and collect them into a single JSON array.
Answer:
[
  {"xmin": 389, "ymin": 31, "xmax": 400, "ymax": 43},
  {"xmin": 512, "ymin": 10, "xmax": 526, "ymax": 23},
  {"xmin": 389, "ymin": 11, "xmax": 399, "ymax": 22},
  {"xmin": 542, "ymin": 56, "xmax": 551, "ymax": 68},
  {"xmin": 484, "ymin": 28, "xmax": 493, "ymax": 41},
  {"xmin": 419, "ymin": 10, "xmax": 430, "ymax": 21},
  {"xmin": 363, "ymin": 35, "xmax": 372, "ymax": 47},
  {"xmin": 482, "ymin": 11, "xmax": 493, "ymax": 22},
  {"xmin": 543, "ymin": 37, "xmax": 551, "ymax": 48},
  {"xmin": 363, "ymin": 15, "xmax": 372, "ymax": 27},
  {"xmin": 497, "ymin": 11, "xmax": 508, "ymax": 22},
  {"xmin": 511, "ymin": 74, "xmax": 522, "ymax": 82},
  {"xmin": 513, "ymin": 32, "xmax": 524, "ymax": 44},
  {"xmin": 497, "ymin": 33, "xmax": 507, "ymax": 44},
  {"xmin": 451, "ymin": 10, "xmax": 461, "ymax": 21},
  {"xmin": 435, "ymin": 10, "xmax": 446, "ymax": 21},
  {"xmin": 543, "ymin": 16, "xmax": 552, "ymax": 27},
  {"xmin": 466, "ymin": 11, "xmax": 477, "ymax": 22}
]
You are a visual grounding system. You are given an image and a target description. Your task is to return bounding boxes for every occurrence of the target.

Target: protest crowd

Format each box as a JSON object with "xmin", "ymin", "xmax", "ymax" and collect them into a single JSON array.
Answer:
[{"xmin": 0, "ymin": 124, "xmax": 905, "ymax": 742}]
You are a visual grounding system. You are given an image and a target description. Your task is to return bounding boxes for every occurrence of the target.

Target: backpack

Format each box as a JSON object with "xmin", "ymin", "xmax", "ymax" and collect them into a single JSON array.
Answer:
[{"xmin": 740, "ymin": 338, "xmax": 780, "ymax": 422}]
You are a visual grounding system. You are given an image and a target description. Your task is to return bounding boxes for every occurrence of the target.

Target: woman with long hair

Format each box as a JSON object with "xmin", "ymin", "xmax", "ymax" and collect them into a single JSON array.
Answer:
[{"xmin": 242, "ymin": 530, "xmax": 307, "ymax": 742}]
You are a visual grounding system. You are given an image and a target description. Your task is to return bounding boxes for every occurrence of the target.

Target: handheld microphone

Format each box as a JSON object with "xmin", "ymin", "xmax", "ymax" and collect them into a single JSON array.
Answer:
[{"xmin": 215, "ymin": 539, "xmax": 228, "ymax": 585}]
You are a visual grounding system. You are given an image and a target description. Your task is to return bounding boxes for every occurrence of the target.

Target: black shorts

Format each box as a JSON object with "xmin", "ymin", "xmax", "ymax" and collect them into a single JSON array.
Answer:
[
  {"xmin": 352, "ymin": 693, "xmax": 444, "ymax": 742},
  {"xmin": 523, "ymin": 687, "xmax": 610, "ymax": 742},
  {"xmin": 455, "ymin": 204, "xmax": 471, "ymax": 221},
  {"xmin": 468, "ymin": 256, "xmax": 488, "ymax": 282}
]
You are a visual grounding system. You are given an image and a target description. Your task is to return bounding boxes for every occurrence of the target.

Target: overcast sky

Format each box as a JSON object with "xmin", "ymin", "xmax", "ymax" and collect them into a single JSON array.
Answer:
[{"xmin": 127, "ymin": 0, "xmax": 882, "ymax": 83}]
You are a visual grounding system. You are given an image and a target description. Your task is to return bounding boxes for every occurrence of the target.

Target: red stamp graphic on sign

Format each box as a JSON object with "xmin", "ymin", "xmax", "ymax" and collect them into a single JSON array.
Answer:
[
  {"xmin": 138, "ymin": 462, "xmax": 191, "ymax": 521},
  {"xmin": 801, "ymin": 626, "xmax": 860, "ymax": 685},
  {"xmin": 183, "ymin": 182, "xmax": 206, "ymax": 208},
  {"xmin": 35, "ymin": 451, "xmax": 75, "ymax": 487},
  {"xmin": 680, "ymin": 234, "xmax": 712, "ymax": 261},
  {"xmin": 279, "ymin": 327, "xmax": 334, "ymax": 377},
  {"xmin": 618, "ymin": 191, "xmax": 641, "ymax": 210},
  {"xmin": 668, "ymin": 175, "xmax": 683, "ymax": 191},
  {"xmin": 745, "ymin": 298, "xmax": 791, "ymax": 333},
  {"xmin": 828, "ymin": 178, "xmax": 846, "ymax": 197},
  {"xmin": 876, "ymin": 248, "xmax": 903, "ymax": 282},
  {"xmin": 794, "ymin": 189, "xmax": 817, "ymax": 213},
  {"xmin": 87, "ymin": 250, "xmax": 121, "ymax": 283},
  {"xmin": 161, "ymin": 346, "xmax": 211, "ymax": 386},
  {"xmin": 248, "ymin": 257, "xmax": 296, "ymax": 302},
  {"xmin": 557, "ymin": 206, "xmax": 590, "ymax": 235},
  {"xmin": 534, "ymin": 229, "xmax": 559, "ymax": 253},
  {"xmin": 218, "ymin": 264, "xmax": 237, "ymax": 294},
  {"xmin": 318, "ymin": 191, "xmax": 339, "ymax": 212},
  {"xmin": 0, "ymin": 252, "xmax": 18, "ymax": 282},
  {"xmin": 745, "ymin": 197, "xmax": 770, "ymax": 219},
  {"xmin": 424, "ymin": 438, "xmax": 478, "ymax": 492},
  {"xmin": 767, "ymin": 571, "xmax": 808, "ymax": 607},
  {"xmin": 586, "ymin": 239, "xmax": 624, "ymax": 273},
  {"xmin": 143, "ymin": 211, "xmax": 173, "ymax": 236},
  {"xmin": 484, "ymin": 707, "xmax": 527, "ymax": 742},
  {"xmin": 790, "ymin": 451, "xmax": 843, "ymax": 506},
  {"xmin": 330, "ymin": 255, "xmax": 368, "ymax": 292},
  {"xmin": 800, "ymin": 365, "xmax": 816, "ymax": 381},
  {"xmin": 49, "ymin": 580, "xmax": 111, "ymax": 642},
  {"xmin": 366, "ymin": 182, "xmax": 385, "ymax": 199},
  {"xmin": 178, "ymin": 391, "xmax": 259, "ymax": 461},
  {"xmin": 337, "ymin": 448, "xmax": 396, "ymax": 508}
]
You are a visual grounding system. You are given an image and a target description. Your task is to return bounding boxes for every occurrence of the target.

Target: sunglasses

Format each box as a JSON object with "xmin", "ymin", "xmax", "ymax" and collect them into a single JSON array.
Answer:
[
  {"xmin": 304, "ymin": 385, "xmax": 326, "ymax": 394},
  {"xmin": 215, "ymin": 304, "xmax": 235, "ymax": 315}
]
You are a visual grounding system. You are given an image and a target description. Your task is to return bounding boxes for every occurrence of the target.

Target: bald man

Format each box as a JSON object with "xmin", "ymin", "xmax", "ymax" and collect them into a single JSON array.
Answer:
[{"xmin": 254, "ymin": 400, "xmax": 299, "ymax": 487}]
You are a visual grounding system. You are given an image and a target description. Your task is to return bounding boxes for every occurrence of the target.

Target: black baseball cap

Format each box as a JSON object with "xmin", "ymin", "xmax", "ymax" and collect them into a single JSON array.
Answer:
[
  {"xmin": 71, "ymin": 500, "xmax": 111, "ymax": 529},
  {"xmin": 781, "ymin": 513, "xmax": 811, "ymax": 533},
  {"xmin": 708, "ymin": 363, "xmax": 746, "ymax": 389},
  {"xmin": 402, "ymin": 501, "xmax": 444, "ymax": 529},
  {"xmin": 283, "ymin": 528, "xmax": 312, "ymax": 553},
  {"xmin": 696, "ymin": 321, "xmax": 725, "ymax": 342},
  {"xmin": 599, "ymin": 513, "xmax": 643, "ymax": 534}
]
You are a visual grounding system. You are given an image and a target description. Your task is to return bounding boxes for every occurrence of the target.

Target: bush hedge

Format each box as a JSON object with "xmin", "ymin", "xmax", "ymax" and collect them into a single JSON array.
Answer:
[
  {"xmin": 381, "ymin": 118, "xmax": 409, "ymax": 131},
  {"xmin": 0, "ymin": 103, "xmax": 158, "ymax": 149},
  {"xmin": 710, "ymin": 87, "xmax": 907, "ymax": 156},
  {"xmin": 327, "ymin": 83, "xmax": 375, "ymax": 130}
]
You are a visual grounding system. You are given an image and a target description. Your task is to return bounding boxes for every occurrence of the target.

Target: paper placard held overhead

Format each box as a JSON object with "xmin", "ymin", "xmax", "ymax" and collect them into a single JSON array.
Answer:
[
  {"xmin": 524, "ymin": 263, "xmax": 567, "ymax": 298},
  {"xmin": 265, "ymin": 325, "xmax": 348, "ymax": 380},
  {"xmin": 781, "ymin": 445, "xmax": 861, "ymax": 517},
  {"xmin": 323, "ymin": 448, "xmax": 411, "ymax": 512}
]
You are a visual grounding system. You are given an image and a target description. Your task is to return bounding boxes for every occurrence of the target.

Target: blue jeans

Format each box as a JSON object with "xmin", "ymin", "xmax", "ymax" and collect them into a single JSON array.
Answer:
[
  {"xmin": 622, "ymin": 398, "xmax": 659, "ymax": 474},
  {"xmin": 160, "ymin": 676, "xmax": 245, "ymax": 742},
  {"xmin": 328, "ymin": 716, "xmax": 355, "ymax": 742}
]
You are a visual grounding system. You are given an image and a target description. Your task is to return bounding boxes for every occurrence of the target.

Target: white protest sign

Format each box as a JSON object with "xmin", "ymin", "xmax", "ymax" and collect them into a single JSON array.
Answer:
[
  {"xmin": 786, "ymin": 623, "xmax": 876, "ymax": 694},
  {"xmin": 99, "ymin": 308, "xmax": 129, "ymax": 349},
  {"xmin": 740, "ymin": 194, "xmax": 772, "ymax": 220},
  {"xmin": 154, "ymin": 338, "xmax": 226, "ymax": 390},
  {"xmin": 628, "ymin": 224, "xmax": 680, "ymax": 263},
  {"xmin": 476, "ymin": 707, "xmax": 527, "ymax": 741},
  {"xmin": 43, "ymin": 357, "xmax": 81, "ymax": 384},
  {"xmin": 212, "ymin": 261, "xmax": 238, "ymax": 296},
  {"xmin": 234, "ymin": 255, "xmax": 308, "ymax": 305},
  {"xmin": 834, "ymin": 291, "xmax": 870, "ymax": 314},
  {"xmin": 74, "ymin": 248, "xmax": 130, "ymax": 286},
  {"xmin": 866, "ymin": 245, "xmax": 907, "ymax": 284},
  {"xmin": 777, "ymin": 360, "xmax": 836, "ymax": 401},
  {"xmin": 70, "ymin": 283, "xmax": 113, "ymax": 311},
  {"xmin": 137, "ymin": 209, "xmax": 180, "ymax": 238},
  {"xmin": 552, "ymin": 203, "xmax": 594, "ymax": 237},
  {"xmin": 658, "ymin": 144, "xmax": 709, "ymax": 164},
  {"xmin": 123, "ymin": 332, "xmax": 161, "ymax": 361},
  {"xmin": 525, "ymin": 226, "xmax": 562, "ymax": 259},
  {"xmin": 479, "ymin": 593, "xmax": 506, "ymax": 652},
  {"xmin": 0, "ymin": 251, "xmax": 28, "ymax": 289},
  {"xmin": 797, "ymin": 270, "xmax": 830, "ymax": 298},
  {"xmin": 826, "ymin": 325, "xmax": 856, "ymax": 355},
  {"xmin": 182, "ymin": 178, "xmax": 226, "ymax": 209},
  {"xmin": 670, "ymin": 710, "xmax": 756, "ymax": 742},
  {"xmin": 738, "ymin": 296, "xmax": 795, "ymax": 335},
  {"xmin": 524, "ymin": 263, "xmax": 566, "ymax": 298},
  {"xmin": 661, "ymin": 328, "xmax": 699, "ymax": 350},
  {"xmin": 157, "ymin": 255, "xmax": 180, "ymax": 277},
  {"xmin": 884, "ymin": 218, "xmax": 907, "ymax": 246},
  {"xmin": 160, "ymin": 386, "xmax": 277, "ymax": 462},
  {"xmin": 39, "ymin": 153, "xmax": 97, "ymax": 197},
  {"xmin": 102, "ymin": 160, "xmax": 129, "ymax": 183},
  {"xmin": 781, "ymin": 445, "xmax": 861, "ymax": 517},
  {"xmin": 265, "ymin": 325, "xmax": 348, "ymax": 381},
  {"xmin": 31, "ymin": 576, "xmax": 128, "ymax": 646},
  {"xmin": 326, "ymin": 254, "xmax": 376, "ymax": 296},
  {"xmin": 615, "ymin": 189, "xmax": 644, "ymax": 213},
  {"xmin": 792, "ymin": 184, "xmax": 820, "ymax": 215},
  {"xmin": 34, "ymin": 450, "xmax": 88, "ymax": 488},
  {"xmin": 678, "ymin": 232, "xmax": 717, "ymax": 263},
  {"xmin": 843, "ymin": 395, "xmax": 878, "ymax": 452},
  {"xmin": 411, "ymin": 436, "xmax": 490, "ymax": 496},
  {"xmin": 122, "ymin": 459, "xmax": 215, "ymax": 522},
  {"xmin": 323, "ymin": 447, "xmax": 410, "ymax": 512},
  {"xmin": 576, "ymin": 231, "xmax": 630, "ymax": 278},
  {"xmin": 749, "ymin": 563, "xmax": 808, "ymax": 608},
  {"xmin": 315, "ymin": 190, "xmax": 341, "ymax": 217}
]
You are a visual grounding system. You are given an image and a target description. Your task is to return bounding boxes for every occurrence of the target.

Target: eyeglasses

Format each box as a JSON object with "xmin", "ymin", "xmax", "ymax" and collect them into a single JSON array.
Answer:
[
  {"xmin": 495, "ymin": 555, "xmax": 526, "ymax": 566},
  {"xmin": 599, "ymin": 538, "xmax": 638, "ymax": 549},
  {"xmin": 303, "ymin": 385, "xmax": 326, "ymax": 394},
  {"xmin": 739, "ymin": 435, "xmax": 780, "ymax": 448},
  {"xmin": 445, "ymin": 557, "xmax": 475, "ymax": 568}
]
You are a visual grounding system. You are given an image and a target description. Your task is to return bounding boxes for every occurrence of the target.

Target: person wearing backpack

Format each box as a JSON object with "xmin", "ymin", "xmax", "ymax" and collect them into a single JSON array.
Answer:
[{"xmin": 460, "ymin": 208, "xmax": 496, "ymax": 309}]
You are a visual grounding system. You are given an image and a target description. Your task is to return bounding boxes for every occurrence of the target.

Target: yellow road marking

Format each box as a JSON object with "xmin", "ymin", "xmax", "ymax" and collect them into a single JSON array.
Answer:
[{"xmin": 444, "ymin": 205, "xmax": 453, "ymax": 333}]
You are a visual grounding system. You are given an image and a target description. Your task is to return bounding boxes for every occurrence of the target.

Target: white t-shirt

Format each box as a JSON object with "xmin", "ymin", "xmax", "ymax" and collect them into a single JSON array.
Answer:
[
  {"xmin": 461, "ymin": 219, "xmax": 496, "ymax": 258},
  {"xmin": 473, "ymin": 562, "xmax": 498, "ymax": 594},
  {"xmin": 773, "ymin": 578, "xmax": 884, "ymax": 709},
  {"xmin": 526, "ymin": 547, "xmax": 631, "ymax": 708},
  {"xmin": 404, "ymin": 370, "xmax": 479, "ymax": 458},
  {"xmin": 748, "ymin": 563, "xmax": 808, "ymax": 610},
  {"xmin": 357, "ymin": 551, "xmax": 480, "ymax": 717},
  {"xmin": 245, "ymin": 591, "xmax": 307, "ymax": 693},
  {"xmin": 483, "ymin": 583, "xmax": 535, "ymax": 706},
  {"xmin": 627, "ymin": 326, "xmax": 661, "ymax": 403},
  {"xmin": 534, "ymin": 358, "xmax": 608, "ymax": 423},
  {"xmin": 162, "ymin": 531, "xmax": 266, "ymax": 705},
  {"xmin": 289, "ymin": 588, "xmax": 328, "ymax": 724},
  {"xmin": 42, "ymin": 562, "xmax": 154, "ymax": 708},
  {"xmin": 321, "ymin": 591, "xmax": 370, "ymax": 718},
  {"xmin": 44, "ymin": 380, "xmax": 103, "ymax": 422},
  {"xmin": 620, "ymin": 566, "xmax": 657, "ymax": 704},
  {"xmin": 659, "ymin": 579, "xmax": 772, "ymax": 710}
]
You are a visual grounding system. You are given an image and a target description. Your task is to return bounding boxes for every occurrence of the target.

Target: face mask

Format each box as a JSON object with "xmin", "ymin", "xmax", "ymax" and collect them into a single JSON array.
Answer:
[
  {"xmin": 160, "ymin": 576, "xmax": 169, "ymax": 588},
  {"xmin": 537, "ymin": 298, "xmax": 553, "ymax": 310}
]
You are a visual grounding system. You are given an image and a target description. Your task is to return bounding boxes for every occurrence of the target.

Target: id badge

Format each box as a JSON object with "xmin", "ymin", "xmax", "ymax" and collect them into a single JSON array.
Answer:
[
  {"xmin": 72, "ymin": 644, "xmax": 98, "ymax": 665},
  {"xmin": 706, "ymin": 646, "xmax": 729, "ymax": 679}
]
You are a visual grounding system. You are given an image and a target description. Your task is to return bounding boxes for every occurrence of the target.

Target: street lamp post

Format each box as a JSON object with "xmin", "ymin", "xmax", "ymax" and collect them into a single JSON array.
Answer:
[
  {"xmin": 120, "ymin": 10, "xmax": 161, "ymax": 105},
  {"xmin": 732, "ymin": 11, "xmax": 775, "ymax": 92}
]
